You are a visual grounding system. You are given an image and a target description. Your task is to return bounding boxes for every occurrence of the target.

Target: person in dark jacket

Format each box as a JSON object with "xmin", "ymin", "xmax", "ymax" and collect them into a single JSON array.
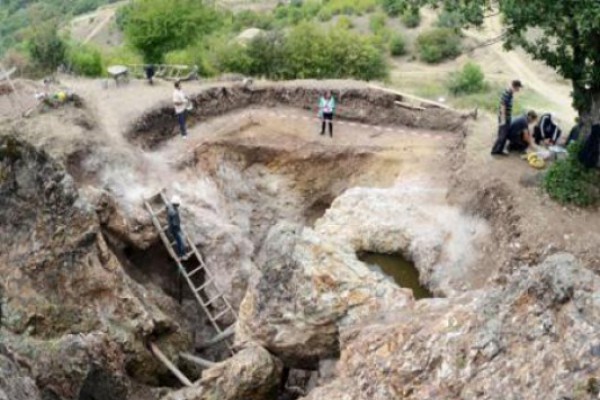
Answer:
[
  {"xmin": 507, "ymin": 111, "xmax": 538, "ymax": 152},
  {"xmin": 491, "ymin": 80, "xmax": 523, "ymax": 156},
  {"xmin": 144, "ymin": 64, "xmax": 156, "ymax": 85},
  {"xmin": 533, "ymin": 113, "xmax": 562, "ymax": 145},
  {"xmin": 167, "ymin": 195, "xmax": 187, "ymax": 258},
  {"xmin": 579, "ymin": 124, "xmax": 600, "ymax": 169}
]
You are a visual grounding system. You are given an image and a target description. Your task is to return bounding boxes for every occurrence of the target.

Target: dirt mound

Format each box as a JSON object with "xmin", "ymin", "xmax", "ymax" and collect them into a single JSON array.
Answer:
[{"xmin": 128, "ymin": 83, "xmax": 468, "ymax": 149}]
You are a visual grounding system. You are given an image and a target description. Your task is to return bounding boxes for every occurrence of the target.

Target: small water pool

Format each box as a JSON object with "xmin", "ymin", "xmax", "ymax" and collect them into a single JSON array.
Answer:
[{"xmin": 358, "ymin": 252, "xmax": 433, "ymax": 299}]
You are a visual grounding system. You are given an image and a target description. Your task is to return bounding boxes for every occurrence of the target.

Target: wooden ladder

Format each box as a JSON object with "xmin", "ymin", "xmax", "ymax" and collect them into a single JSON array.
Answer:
[{"xmin": 143, "ymin": 190, "xmax": 237, "ymax": 355}]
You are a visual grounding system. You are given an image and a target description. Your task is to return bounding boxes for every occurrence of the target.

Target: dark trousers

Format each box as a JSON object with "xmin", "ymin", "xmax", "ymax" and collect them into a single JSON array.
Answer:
[
  {"xmin": 170, "ymin": 227, "xmax": 185, "ymax": 257},
  {"xmin": 177, "ymin": 111, "xmax": 187, "ymax": 137},
  {"xmin": 491, "ymin": 124, "xmax": 509, "ymax": 154},
  {"xmin": 321, "ymin": 112, "xmax": 333, "ymax": 137}
]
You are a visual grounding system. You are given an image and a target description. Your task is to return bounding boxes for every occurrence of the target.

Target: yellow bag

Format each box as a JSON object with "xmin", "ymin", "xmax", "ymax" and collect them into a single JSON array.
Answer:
[{"xmin": 527, "ymin": 153, "xmax": 546, "ymax": 169}]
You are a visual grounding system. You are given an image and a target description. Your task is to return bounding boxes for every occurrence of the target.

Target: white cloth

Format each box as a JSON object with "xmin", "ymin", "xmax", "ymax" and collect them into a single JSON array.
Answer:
[{"xmin": 173, "ymin": 89, "xmax": 188, "ymax": 114}]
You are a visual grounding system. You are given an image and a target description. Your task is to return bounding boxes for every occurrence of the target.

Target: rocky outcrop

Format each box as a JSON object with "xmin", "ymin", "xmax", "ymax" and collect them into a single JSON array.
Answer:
[
  {"xmin": 0, "ymin": 134, "xmax": 193, "ymax": 398},
  {"xmin": 161, "ymin": 345, "xmax": 282, "ymax": 400},
  {"xmin": 315, "ymin": 186, "xmax": 491, "ymax": 296},
  {"xmin": 235, "ymin": 222, "xmax": 413, "ymax": 369},
  {"xmin": 301, "ymin": 253, "xmax": 600, "ymax": 400},
  {"xmin": 0, "ymin": 346, "xmax": 41, "ymax": 400}
]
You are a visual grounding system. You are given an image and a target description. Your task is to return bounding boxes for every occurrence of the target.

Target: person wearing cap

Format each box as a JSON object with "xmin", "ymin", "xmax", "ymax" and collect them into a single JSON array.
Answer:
[
  {"xmin": 167, "ymin": 195, "xmax": 187, "ymax": 259},
  {"xmin": 491, "ymin": 80, "xmax": 523, "ymax": 156},
  {"xmin": 533, "ymin": 113, "xmax": 562, "ymax": 146}
]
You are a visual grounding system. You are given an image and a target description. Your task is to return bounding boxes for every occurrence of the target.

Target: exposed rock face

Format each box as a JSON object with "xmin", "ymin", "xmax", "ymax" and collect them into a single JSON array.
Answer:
[
  {"xmin": 0, "ymin": 135, "xmax": 192, "ymax": 398},
  {"xmin": 0, "ymin": 345, "xmax": 41, "ymax": 400},
  {"xmin": 315, "ymin": 186, "xmax": 491, "ymax": 296},
  {"xmin": 236, "ymin": 222, "xmax": 413, "ymax": 369},
  {"xmin": 301, "ymin": 253, "xmax": 600, "ymax": 400},
  {"xmin": 161, "ymin": 345, "xmax": 283, "ymax": 400}
]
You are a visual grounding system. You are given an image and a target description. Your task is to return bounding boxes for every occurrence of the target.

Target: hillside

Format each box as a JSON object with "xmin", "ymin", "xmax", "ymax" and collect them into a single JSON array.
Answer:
[{"xmin": 0, "ymin": 0, "xmax": 121, "ymax": 54}]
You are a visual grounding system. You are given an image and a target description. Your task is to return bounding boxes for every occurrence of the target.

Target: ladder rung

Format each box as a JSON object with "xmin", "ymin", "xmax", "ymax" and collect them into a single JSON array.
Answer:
[
  {"xmin": 203, "ymin": 293, "xmax": 223, "ymax": 307},
  {"xmin": 195, "ymin": 279, "xmax": 213, "ymax": 293},
  {"xmin": 212, "ymin": 308, "xmax": 231, "ymax": 321},
  {"xmin": 187, "ymin": 265, "xmax": 204, "ymax": 278}
]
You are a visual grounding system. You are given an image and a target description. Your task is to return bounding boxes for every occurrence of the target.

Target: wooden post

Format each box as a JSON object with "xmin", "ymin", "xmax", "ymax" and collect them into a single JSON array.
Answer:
[{"xmin": 149, "ymin": 343, "xmax": 194, "ymax": 387}]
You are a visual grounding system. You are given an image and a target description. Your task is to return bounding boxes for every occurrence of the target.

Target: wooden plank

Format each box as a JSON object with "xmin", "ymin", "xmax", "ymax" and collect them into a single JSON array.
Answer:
[
  {"xmin": 196, "ymin": 325, "xmax": 235, "ymax": 350},
  {"xmin": 368, "ymin": 84, "xmax": 452, "ymax": 110},
  {"xmin": 395, "ymin": 100, "xmax": 426, "ymax": 111},
  {"xmin": 149, "ymin": 343, "xmax": 194, "ymax": 387},
  {"xmin": 180, "ymin": 352, "xmax": 217, "ymax": 368}
]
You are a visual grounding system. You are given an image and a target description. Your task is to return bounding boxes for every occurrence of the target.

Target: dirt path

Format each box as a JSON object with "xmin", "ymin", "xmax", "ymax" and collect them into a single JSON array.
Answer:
[
  {"xmin": 463, "ymin": 16, "xmax": 576, "ymax": 121},
  {"xmin": 82, "ymin": 9, "xmax": 115, "ymax": 44}
]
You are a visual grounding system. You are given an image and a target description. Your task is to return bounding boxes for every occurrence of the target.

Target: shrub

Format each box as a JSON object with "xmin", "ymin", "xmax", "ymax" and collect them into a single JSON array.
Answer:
[
  {"xmin": 318, "ymin": 8, "xmax": 334, "ymax": 21},
  {"xmin": 369, "ymin": 12, "xmax": 387, "ymax": 34},
  {"xmin": 389, "ymin": 34, "xmax": 406, "ymax": 56},
  {"xmin": 336, "ymin": 15, "xmax": 354, "ymax": 29},
  {"xmin": 544, "ymin": 141, "xmax": 600, "ymax": 207},
  {"xmin": 211, "ymin": 39, "xmax": 253, "ymax": 75},
  {"xmin": 447, "ymin": 62, "xmax": 487, "ymax": 95},
  {"xmin": 232, "ymin": 10, "xmax": 274, "ymax": 31},
  {"xmin": 401, "ymin": 7, "xmax": 421, "ymax": 28},
  {"xmin": 416, "ymin": 28, "xmax": 462, "ymax": 63},
  {"xmin": 67, "ymin": 45, "xmax": 103, "ymax": 77},
  {"xmin": 205, "ymin": 22, "xmax": 388, "ymax": 81},
  {"xmin": 246, "ymin": 31, "xmax": 287, "ymax": 78},
  {"xmin": 380, "ymin": 0, "xmax": 405, "ymax": 17},
  {"xmin": 27, "ymin": 23, "xmax": 67, "ymax": 72},
  {"xmin": 436, "ymin": 8, "xmax": 464, "ymax": 31},
  {"xmin": 103, "ymin": 46, "xmax": 144, "ymax": 67}
]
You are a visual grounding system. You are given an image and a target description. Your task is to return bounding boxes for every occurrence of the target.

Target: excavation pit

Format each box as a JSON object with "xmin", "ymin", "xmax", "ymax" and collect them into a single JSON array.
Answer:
[{"xmin": 358, "ymin": 252, "xmax": 433, "ymax": 299}]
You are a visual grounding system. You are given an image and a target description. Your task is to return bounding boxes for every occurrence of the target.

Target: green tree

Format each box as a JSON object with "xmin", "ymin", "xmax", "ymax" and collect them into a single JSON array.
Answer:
[
  {"xmin": 27, "ymin": 22, "xmax": 66, "ymax": 72},
  {"xmin": 415, "ymin": 28, "xmax": 461, "ymax": 63},
  {"xmin": 412, "ymin": 0, "xmax": 600, "ymax": 124},
  {"xmin": 121, "ymin": 0, "xmax": 220, "ymax": 63}
]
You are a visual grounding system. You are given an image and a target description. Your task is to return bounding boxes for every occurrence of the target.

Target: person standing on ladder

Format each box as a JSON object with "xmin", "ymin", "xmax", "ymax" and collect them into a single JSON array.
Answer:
[
  {"xmin": 318, "ymin": 90, "xmax": 336, "ymax": 137},
  {"xmin": 167, "ymin": 195, "xmax": 187, "ymax": 259}
]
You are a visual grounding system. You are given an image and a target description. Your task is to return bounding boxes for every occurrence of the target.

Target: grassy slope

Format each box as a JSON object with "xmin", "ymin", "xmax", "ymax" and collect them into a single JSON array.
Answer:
[{"xmin": 0, "ymin": 0, "xmax": 120, "ymax": 54}]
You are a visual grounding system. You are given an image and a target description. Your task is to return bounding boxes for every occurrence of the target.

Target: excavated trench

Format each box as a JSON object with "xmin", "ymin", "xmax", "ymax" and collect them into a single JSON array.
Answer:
[{"xmin": 41, "ymin": 82, "xmax": 479, "ymax": 398}]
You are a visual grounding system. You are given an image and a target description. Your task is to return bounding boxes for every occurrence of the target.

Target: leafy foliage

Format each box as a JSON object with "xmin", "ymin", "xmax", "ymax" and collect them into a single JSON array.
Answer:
[
  {"xmin": 0, "ymin": 0, "xmax": 120, "ymax": 55},
  {"xmin": 119, "ymin": 0, "xmax": 221, "ymax": 63},
  {"xmin": 389, "ymin": 34, "xmax": 407, "ymax": 56},
  {"xmin": 380, "ymin": 0, "xmax": 407, "ymax": 17},
  {"xmin": 544, "ymin": 141, "xmax": 600, "ymax": 207},
  {"xmin": 369, "ymin": 12, "xmax": 387, "ymax": 34},
  {"xmin": 435, "ymin": 8, "xmax": 464, "ymax": 31},
  {"xmin": 401, "ymin": 7, "xmax": 421, "ymax": 28},
  {"xmin": 447, "ymin": 62, "xmax": 487, "ymax": 95},
  {"xmin": 67, "ymin": 44, "xmax": 103, "ymax": 76},
  {"xmin": 415, "ymin": 28, "xmax": 461, "ymax": 63},
  {"xmin": 212, "ymin": 23, "xmax": 388, "ymax": 81},
  {"xmin": 27, "ymin": 23, "xmax": 67, "ymax": 72},
  {"xmin": 414, "ymin": 0, "xmax": 600, "ymax": 120}
]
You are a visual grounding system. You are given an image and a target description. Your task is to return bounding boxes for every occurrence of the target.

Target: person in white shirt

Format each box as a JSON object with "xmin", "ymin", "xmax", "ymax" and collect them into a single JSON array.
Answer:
[{"xmin": 173, "ymin": 81, "xmax": 189, "ymax": 138}]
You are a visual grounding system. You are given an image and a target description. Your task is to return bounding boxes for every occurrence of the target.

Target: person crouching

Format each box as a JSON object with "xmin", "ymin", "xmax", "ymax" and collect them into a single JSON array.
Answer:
[{"xmin": 507, "ymin": 110, "xmax": 538, "ymax": 153}]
